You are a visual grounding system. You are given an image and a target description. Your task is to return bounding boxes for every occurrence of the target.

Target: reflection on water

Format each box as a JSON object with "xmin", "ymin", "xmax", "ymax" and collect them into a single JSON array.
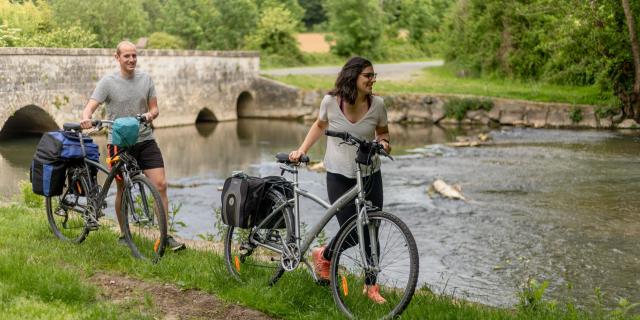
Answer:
[{"xmin": 1, "ymin": 121, "xmax": 638, "ymax": 310}]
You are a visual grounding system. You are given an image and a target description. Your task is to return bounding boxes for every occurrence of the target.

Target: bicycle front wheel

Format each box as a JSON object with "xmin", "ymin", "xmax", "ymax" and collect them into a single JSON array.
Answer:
[
  {"xmin": 330, "ymin": 211, "xmax": 419, "ymax": 320},
  {"xmin": 223, "ymin": 189, "xmax": 293, "ymax": 285},
  {"xmin": 121, "ymin": 175, "xmax": 167, "ymax": 263},
  {"xmin": 46, "ymin": 172, "xmax": 90, "ymax": 243}
]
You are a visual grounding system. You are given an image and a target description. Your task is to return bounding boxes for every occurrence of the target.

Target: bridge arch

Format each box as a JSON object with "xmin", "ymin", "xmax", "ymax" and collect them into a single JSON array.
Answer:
[
  {"xmin": 236, "ymin": 91, "xmax": 254, "ymax": 118},
  {"xmin": 0, "ymin": 105, "xmax": 58, "ymax": 139},
  {"xmin": 195, "ymin": 108, "xmax": 217, "ymax": 123}
]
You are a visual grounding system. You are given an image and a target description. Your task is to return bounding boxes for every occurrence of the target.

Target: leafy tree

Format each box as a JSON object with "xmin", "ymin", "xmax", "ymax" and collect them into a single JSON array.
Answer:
[
  {"xmin": 206, "ymin": 0, "xmax": 258, "ymax": 50},
  {"xmin": 50, "ymin": 0, "xmax": 149, "ymax": 47},
  {"xmin": 157, "ymin": 0, "xmax": 216, "ymax": 49},
  {"xmin": 245, "ymin": 4, "xmax": 301, "ymax": 61},
  {"xmin": 0, "ymin": 23, "xmax": 20, "ymax": 47},
  {"xmin": 255, "ymin": 0, "xmax": 304, "ymax": 26},
  {"xmin": 146, "ymin": 31, "xmax": 185, "ymax": 49},
  {"xmin": 17, "ymin": 25, "xmax": 97, "ymax": 47},
  {"xmin": 299, "ymin": 0, "xmax": 327, "ymax": 30},
  {"xmin": 325, "ymin": 0, "xmax": 385, "ymax": 58}
]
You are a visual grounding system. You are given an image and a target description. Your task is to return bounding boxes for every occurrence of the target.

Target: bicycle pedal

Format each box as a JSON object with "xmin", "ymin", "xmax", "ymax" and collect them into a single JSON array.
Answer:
[{"xmin": 86, "ymin": 222, "xmax": 100, "ymax": 231}]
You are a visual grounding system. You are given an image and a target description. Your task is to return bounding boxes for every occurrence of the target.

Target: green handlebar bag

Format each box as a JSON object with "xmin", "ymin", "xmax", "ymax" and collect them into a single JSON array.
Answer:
[{"xmin": 112, "ymin": 117, "xmax": 139, "ymax": 147}]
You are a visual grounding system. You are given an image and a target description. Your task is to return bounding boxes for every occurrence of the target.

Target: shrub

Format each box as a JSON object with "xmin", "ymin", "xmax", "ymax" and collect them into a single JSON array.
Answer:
[
  {"xmin": 146, "ymin": 32, "xmax": 185, "ymax": 49},
  {"xmin": 444, "ymin": 97, "xmax": 494, "ymax": 121}
]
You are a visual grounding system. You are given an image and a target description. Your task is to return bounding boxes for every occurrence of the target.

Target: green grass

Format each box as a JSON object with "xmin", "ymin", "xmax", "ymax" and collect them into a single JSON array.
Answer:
[
  {"xmin": 267, "ymin": 65, "xmax": 612, "ymax": 106},
  {"xmin": 1, "ymin": 187, "xmax": 638, "ymax": 319}
]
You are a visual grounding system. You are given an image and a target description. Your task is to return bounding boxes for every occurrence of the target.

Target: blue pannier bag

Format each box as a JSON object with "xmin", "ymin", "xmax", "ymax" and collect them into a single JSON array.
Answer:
[
  {"xmin": 60, "ymin": 131, "xmax": 100, "ymax": 161},
  {"xmin": 33, "ymin": 131, "xmax": 99, "ymax": 162},
  {"xmin": 31, "ymin": 130, "xmax": 100, "ymax": 196},
  {"xmin": 112, "ymin": 117, "xmax": 139, "ymax": 147}
]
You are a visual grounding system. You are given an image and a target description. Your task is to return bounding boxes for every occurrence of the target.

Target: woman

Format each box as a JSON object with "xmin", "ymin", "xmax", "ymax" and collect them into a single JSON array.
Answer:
[{"xmin": 289, "ymin": 56, "xmax": 390, "ymax": 304}]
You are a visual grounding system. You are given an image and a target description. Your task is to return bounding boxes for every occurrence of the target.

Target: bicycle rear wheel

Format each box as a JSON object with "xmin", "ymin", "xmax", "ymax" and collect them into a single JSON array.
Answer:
[
  {"xmin": 224, "ymin": 189, "xmax": 293, "ymax": 285},
  {"xmin": 121, "ymin": 174, "xmax": 167, "ymax": 263},
  {"xmin": 330, "ymin": 211, "xmax": 418, "ymax": 320},
  {"xmin": 46, "ymin": 172, "xmax": 90, "ymax": 243}
]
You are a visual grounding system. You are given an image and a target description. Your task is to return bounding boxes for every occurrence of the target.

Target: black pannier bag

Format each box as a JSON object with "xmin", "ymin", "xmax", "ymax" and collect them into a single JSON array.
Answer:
[
  {"xmin": 221, "ymin": 175, "xmax": 267, "ymax": 228},
  {"xmin": 30, "ymin": 159, "xmax": 66, "ymax": 196},
  {"xmin": 255, "ymin": 176, "xmax": 294, "ymax": 229},
  {"xmin": 30, "ymin": 131, "xmax": 100, "ymax": 196}
]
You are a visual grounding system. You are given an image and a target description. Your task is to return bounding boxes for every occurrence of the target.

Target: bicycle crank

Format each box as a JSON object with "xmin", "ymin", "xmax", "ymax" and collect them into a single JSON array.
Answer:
[{"xmin": 281, "ymin": 243, "xmax": 300, "ymax": 271}]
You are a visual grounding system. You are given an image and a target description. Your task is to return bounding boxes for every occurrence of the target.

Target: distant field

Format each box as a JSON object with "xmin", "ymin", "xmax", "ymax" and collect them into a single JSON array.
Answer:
[
  {"xmin": 296, "ymin": 33, "xmax": 332, "ymax": 53},
  {"xmin": 268, "ymin": 65, "xmax": 612, "ymax": 106}
]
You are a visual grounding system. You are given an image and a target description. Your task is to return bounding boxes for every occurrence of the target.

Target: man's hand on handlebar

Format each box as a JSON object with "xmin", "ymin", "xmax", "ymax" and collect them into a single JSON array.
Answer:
[{"xmin": 80, "ymin": 118, "xmax": 94, "ymax": 129}]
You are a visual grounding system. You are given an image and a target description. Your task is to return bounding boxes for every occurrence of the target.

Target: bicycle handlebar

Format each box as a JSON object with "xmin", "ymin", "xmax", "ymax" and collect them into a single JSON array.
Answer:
[
  {"xmin": 325, "ymin": 130, "xmax": 393, "ymax": 160},
  {"xmin": 64, "ymin": 114, "xmax": 149, "ymax": 132}
]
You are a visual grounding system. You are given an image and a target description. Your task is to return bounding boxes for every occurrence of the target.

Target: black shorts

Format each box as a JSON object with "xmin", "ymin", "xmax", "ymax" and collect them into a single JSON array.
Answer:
[{"xmin": 107, "ymin": 140, "xmax": 164, "ymax": 171}]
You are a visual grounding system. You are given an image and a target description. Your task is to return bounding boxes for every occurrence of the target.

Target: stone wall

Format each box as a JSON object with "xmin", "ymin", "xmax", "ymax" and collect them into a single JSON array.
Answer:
[
  {"xmin": 0, "ymin": 48, "xmax": 260, "ymax": 132},
  {"xmin": 296, "ymin": 90, "xmax": 639, "ymax": 129}
]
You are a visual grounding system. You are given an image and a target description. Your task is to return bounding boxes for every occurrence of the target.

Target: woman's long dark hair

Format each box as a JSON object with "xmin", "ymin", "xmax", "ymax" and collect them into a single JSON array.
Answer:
[{"xmin": 329, "ymin": 56, "xmax": 372, "ymax": 105}]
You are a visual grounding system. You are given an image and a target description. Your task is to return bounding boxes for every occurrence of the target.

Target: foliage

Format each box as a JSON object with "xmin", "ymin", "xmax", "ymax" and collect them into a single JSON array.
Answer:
[
  {"xmin": 569, "ymin": 106, "xmax": 583, "ymax": 124},
  {"xmin": 442, "ymin": 0, "xmax": 640, "ymax": 119},
  {"xmin": 325, "ymin": 0, "xmax": 385, "ymax": 58},
  {"xmin": 0, "ymin": 23, "xmax": 19, "ymax": 47},
  {"xmin": 299, "ymin": 0, "xmax": 328, "ymax": 31},
  {"xmin": 19, "ymin": 180, "xmax": 41, "ymax": 209},
  {"xmin": 206, "ymin": 0, "xmax": 258, "ymax": 50},
  {"xmin": 18, "ymin": 25, "xmax": 98, "ymax": 48},
  {"xmin": 50, "ymin": 0, "xmax": 149, "ymax": 47},
  {"xmin": 245, "ymin": 5, "xmax": 302, "ymax": 62},
  {"xmin": 443, "ymin": 97, "xmax": 493, "ymax": 121},
  {"xmin": 0, "ymin": 0, "xmax": 53, "ymax": 37},
  {"xmin": 149, "ymin": 0, "xmax": 213, "ymax": 49},
  {"xmin": 146, "ymin": 31, "xmax": 185, "ymax": 49}
]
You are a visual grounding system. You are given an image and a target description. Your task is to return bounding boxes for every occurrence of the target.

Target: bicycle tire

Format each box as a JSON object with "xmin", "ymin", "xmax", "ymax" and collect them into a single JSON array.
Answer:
[
  {"xmin": 121, "ymin": 174, "xmax": 167, "ymax": 263},
  {"xmin": 46, "ymin": 171, "xmax": 90, "ymax": 243},
  {"xmin": 329, "ymin": 211, "xmax": 419, "ymax": 320},
  {"xmin": 224, "ymin": 188, "xmax": 293, "ymax": 285}
]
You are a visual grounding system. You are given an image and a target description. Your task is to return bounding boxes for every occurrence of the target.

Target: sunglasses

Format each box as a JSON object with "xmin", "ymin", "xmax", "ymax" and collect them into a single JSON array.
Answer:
[{"xmin": 360, "ymin": 72, "xmax": 377, "ymax": 80}]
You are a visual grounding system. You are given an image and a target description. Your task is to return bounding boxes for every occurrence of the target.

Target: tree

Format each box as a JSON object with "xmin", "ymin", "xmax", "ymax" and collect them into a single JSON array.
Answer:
[
  {"xmin": 50, "ymin": 0, "xmax": 149, "ymax": 47},
  {"xmin": 325, "ymin": 0, "xmax": 385, "ymax": 58},
  {"xmin": 621, "ymin": 0, "xmax": 640, "ymax": 120},
  {"xmin": 245, "ymin": 5, "xmax": 301, "ymax": 61},
  {"xmin": 206, "ymin": 0, "xmax": 258, "ymax": 50},
  {"xmin": 299, "ymin": 0, "xmax": 327, "ymax": 30}
]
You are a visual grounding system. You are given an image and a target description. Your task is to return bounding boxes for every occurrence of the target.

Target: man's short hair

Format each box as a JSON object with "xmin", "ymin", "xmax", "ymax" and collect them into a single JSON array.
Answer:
[{"xmin": 116, "ymin": 41, "xmax": 136, "ymax": 55}]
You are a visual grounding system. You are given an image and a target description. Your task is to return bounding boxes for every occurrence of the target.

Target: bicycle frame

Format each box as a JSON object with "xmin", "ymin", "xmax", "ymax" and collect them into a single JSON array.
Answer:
[{"xmin": 251, "ymin": 162, "xmax": 380, "ymax": 274}]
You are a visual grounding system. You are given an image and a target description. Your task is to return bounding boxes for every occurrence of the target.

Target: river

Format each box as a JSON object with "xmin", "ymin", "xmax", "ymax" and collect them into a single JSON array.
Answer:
[{"xmin": 1, "ymin": 119, "xmax": 638, "ymax": 309}]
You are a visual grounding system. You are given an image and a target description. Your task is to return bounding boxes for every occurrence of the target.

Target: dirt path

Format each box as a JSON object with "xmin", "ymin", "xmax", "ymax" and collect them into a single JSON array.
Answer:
[{"xmin": 90, "ymin": 272, "xmax": 275, "ymax": 320}]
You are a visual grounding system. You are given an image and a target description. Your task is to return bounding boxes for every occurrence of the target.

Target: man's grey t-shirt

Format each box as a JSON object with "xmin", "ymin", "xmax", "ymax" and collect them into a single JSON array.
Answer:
[
  {"xmin": 319, "ymin": 94, "xmax": 388, "ymax": 178},
  {"xmin": 90, "ymin": 70, "xmax": 156, "ymax": 143}
]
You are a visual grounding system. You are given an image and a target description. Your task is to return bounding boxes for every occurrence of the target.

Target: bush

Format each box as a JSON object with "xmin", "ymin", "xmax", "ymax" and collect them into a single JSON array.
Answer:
[
  {"xmin": 245, "ymin": 5, "xmax": 302, "ymax": 63},
  {"xmin": 444, "ymin": 97, "xmax": 494, "ymax": 121},
  {"xmin": 146, "ymin": 32, "xmax": 185, "ymax": 49}
]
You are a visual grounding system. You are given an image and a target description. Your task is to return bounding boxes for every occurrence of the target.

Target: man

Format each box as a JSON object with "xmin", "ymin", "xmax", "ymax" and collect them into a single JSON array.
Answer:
[{"xmin": 81, "ymin": 40, "xmax": 185, "ymax": 251}]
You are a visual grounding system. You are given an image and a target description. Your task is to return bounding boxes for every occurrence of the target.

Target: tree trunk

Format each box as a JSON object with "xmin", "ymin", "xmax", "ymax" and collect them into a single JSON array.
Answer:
[{"xmin": 622, "ymin": 0, "xmax": 640, "ymax": 121}]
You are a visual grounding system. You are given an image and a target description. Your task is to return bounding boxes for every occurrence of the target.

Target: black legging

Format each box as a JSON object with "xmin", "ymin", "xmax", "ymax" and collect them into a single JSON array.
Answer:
[{"xmin": 324, "ymin": 170, "xmax": 383, "ymax": 285}]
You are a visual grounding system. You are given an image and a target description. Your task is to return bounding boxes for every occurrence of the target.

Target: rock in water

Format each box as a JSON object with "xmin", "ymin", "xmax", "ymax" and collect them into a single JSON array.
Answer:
[{"xmin": 431, "ymin": 179, "xmax": 466, "ymax": 201}]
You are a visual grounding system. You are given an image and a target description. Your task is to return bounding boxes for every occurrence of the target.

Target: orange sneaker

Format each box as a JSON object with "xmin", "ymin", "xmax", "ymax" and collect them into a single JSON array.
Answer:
[
  {"xmin": 311, "ymin": 246, "xmax": 331, "ymax": 281},
  {"xmin": 363, "ymin": 284, "xmax": 387, "ymax": 304}
]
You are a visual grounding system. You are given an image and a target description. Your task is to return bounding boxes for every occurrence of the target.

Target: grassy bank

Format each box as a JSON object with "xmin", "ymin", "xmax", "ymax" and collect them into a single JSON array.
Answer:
[
  {"xmin": 1, "ymin": 192, "xmax": 637, "ymax": 319},
  {"xmin": 267, "ymin": 65, "xmax": 612, "ymax": 106}
]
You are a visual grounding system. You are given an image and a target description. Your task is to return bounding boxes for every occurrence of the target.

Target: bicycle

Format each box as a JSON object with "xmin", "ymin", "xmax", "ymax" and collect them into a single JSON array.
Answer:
[
  {"xmin": 223, "ymin": 130, "xmax": 419, "ymax": 319},
  {"xmin": 45, "ymin": 116, "xmax": 167, "ymax": 263}
]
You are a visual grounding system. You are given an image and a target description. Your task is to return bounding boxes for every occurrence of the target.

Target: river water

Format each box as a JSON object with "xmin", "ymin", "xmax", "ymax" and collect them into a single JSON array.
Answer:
[{"xmin": 1, "ymin": 119, "xmax": 638, "ymax": 309}]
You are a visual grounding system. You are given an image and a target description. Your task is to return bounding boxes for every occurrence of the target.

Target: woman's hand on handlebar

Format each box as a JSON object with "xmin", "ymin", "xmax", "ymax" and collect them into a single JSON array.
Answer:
[
  {"xmin": 379, "ymin": 140, "xmax": 391, "ymax": 154},
  {"xmin": 288, "ymin": 149, "xmax": 306, "ymax": 163}
]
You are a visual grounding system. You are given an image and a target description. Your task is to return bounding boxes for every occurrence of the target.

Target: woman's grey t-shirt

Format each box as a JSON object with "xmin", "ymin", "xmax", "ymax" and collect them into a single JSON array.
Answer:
[
  {"xmin": 319, "ymin": 94, "xmax": 388, "ymax": 178},
  {"xmin": 90, "ymin": 70, "xmax": 156, "ymax": 144}
]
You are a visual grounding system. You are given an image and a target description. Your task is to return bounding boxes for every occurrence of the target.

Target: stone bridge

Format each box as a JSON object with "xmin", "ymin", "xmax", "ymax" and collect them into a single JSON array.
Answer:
[{"xmin": 0, "ymin": 47, "xmax": 305, "ymax": 138}]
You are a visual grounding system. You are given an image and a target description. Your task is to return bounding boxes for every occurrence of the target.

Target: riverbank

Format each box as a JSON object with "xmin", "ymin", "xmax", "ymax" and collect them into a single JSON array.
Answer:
[
  {"xmin": 3, "ymin": 190, "xmax": 637, "ymax": 319},
  {"xmin": 262, "ymin": 65, "xmax": 639, "ymax": 129}
]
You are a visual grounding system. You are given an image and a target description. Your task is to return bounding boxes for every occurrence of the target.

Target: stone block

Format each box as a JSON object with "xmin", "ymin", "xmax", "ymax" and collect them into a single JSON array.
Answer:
[
  {"xmin": 524, "ymin": 105, "xmax": 548, "ymax": 128},
  {"xmin": 617, "ymin": 119, "xmax": 639, "ymax": 129}
]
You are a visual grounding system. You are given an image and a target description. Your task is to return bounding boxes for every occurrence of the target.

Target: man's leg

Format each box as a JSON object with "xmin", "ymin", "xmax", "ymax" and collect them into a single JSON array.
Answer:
[{"xmin": 144, "ymin": 167, "xmax": 185, "ymax": 251}]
